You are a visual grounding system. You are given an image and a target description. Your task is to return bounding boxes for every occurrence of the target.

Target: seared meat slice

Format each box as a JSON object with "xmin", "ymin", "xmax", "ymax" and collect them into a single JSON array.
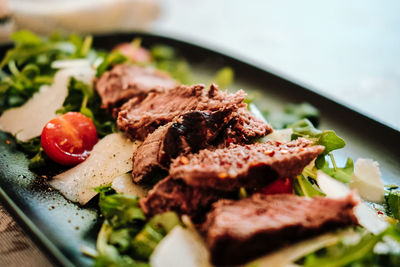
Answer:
[
  {"xmin": 95, "ymin": 64, "xmax": 178, "ymax": 111},
  {"xmin": 223, "ymin": 108, "xmax": 273, "ymax": 145},
  {"xmin": 117, "ymin": 83, "xmax": 246, "ymax": 140},
  {"xmin": 139, "ymin": 177, "xmax": 233, "ymax": 222},
  {"xmin": 132, "ymin": 109, "xmax": 234, "ymax": 184},
  {"xmin": 170, "ymin": 138, "xmax": 324, "ymax": 191},
  {"xmin": 202, "ymin": 193, "xmax": 359, "ymax": 266}
]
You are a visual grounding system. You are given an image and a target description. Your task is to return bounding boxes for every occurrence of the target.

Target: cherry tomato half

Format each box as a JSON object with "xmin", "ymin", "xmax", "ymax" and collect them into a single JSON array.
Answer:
[
  {"xmin": 41, "ymin": 112, "xmax": 98, "ymax": 166},
  {"xmin": 259, "ymin": 177, "xmax": 293, "ymax": 195},
  {"xmin": 113, "ymin": 43, "xmax": 151, "ymax": 63}
]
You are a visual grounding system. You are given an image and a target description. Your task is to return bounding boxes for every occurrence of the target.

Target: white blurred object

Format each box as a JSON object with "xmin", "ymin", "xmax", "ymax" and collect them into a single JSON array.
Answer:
[
  {"xmin": 0, "ymin": 0, "xmax": 14, "ymax": 42},
  {"xmin": 10, "ymin": 0, "xmax": 160, "ymax": 34},
  {"xmin": 350, "ymin": 158, "xmax": 385, "ymax": 203}
]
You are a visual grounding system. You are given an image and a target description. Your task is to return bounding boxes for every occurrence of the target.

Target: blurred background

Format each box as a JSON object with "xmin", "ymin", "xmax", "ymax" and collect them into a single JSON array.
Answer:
[
  {"xmin": 1, "ymin": 0, "xmax": 399, "ymax": 265},
  {"xmin": 1, "ymin": 0, "xmax": 399, "ymax": 130}
]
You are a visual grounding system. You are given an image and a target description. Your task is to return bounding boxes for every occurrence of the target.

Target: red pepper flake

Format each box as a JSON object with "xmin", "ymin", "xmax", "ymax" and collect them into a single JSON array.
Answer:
[
  {"xmin": 218, "ymin": 173, "xmax": 228, "ymax": 179},
  {"xmin": 225, "ymin": 138, "xmax": 234, "ymax": 145},
  {"xmin": 377, "ymin": 211, "xmax": 384, "ymax": 215},
  {"xmin": 264, "ymin": 150, "xmax": 275, "ymax": 156},
  {"xmin": 280, "ymin": 149, "xmax": 289, "ymax": 154},
  {"xmin": 5, "ymin": 140, "xmax": 11, "ymax": 145},
  {"xmin": 180, "ymin": 156, "xmax": 190, "ymax": 165}
]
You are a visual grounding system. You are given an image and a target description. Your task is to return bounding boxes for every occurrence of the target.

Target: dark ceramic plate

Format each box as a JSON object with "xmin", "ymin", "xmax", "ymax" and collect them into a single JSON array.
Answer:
[{"xmin": 1, "ymin": 33, "xmax": 400, "ymax": 267}]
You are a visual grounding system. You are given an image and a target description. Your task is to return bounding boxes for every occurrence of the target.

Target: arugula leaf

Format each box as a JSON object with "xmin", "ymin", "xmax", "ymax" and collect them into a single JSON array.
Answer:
[
  {"xmin": 15, "ymin": 136, "xmax": 50, "ymax": 169},
  {"xmin": 290, "ymin": 119, "xmax": 346, "ymax": 169},
  {"xmin": 131, "ymin": 212, "xmax": 181, "ymax": 260},
  {"xmin": 321, "ymin": 157, "xmax": 354, "ymax": 183},
  {"xmin": 0, "ymin": 30, "xmax": 97, "ymax": 115},
  {"xmin": 265, "ymin": 102, "xmax": 320, "ymax": 129},
  {"xmin": 93, "ymin": 188, "xmax": 180, "ymax": 265},
  {"xmin": 94, "ymin": 222, "xmax": 149, "ymax": 267},
  {"xmin": 58, "ymin": 77, "xmax": 116, "ymax": 137},
  {"xmin": 387, "ymin": 190, "xmax": 400, "ymax": 220},
  {"xmin": 150, "ymin": 44, "xmax": 192, "ymax": 84},
  {"xmin": 301, "ymin": 224, "xmax": 400, "ymax": 267},
  {"xmin": 96, "ymin": 51, "xmax": 128, "ymax": 77},
  {"xmin": 304, "ymin": 232, "xmax": 381, "ymax": 267},
  {"xmin": 95, "ymin": 186, "xmax": 146, "ymax": 229},
  {"xmin": 294, "ymin": 174, "xmax": 325, "ymax": 197}
]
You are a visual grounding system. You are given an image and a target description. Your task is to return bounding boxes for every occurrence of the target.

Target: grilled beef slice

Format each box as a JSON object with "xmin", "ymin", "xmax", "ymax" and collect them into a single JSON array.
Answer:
[
  {"xmin": 170, "ymin": 138, "xmax": 324, "ymax": 191},
  {"xmin": 139, "ymin": 176, "xmax": 233, "ymax": 222},
  {"xmin": 132, "ymin": 109, "xmax": 235, "ymax": 184},
  {"xmin": 202, "ymin": 193, "xmax": 359, "ymax": 266},
  {"xmin": 117, "ymin": 83, "xmax": 246, "ymax": 140},
  {"xmin": 95, "ymin": 64, "xmax": 178, "ymax": 111},
  {"xmin": 222, "ymin": 108, "xmax": 273, "ymax": 145}
]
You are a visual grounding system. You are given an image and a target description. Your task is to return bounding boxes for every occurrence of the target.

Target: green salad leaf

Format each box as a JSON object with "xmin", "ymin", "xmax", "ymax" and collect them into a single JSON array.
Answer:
[
  {"xmin": 294, "ymin": 174, "xmax": 325, "ymax": 197},
  {"xmin": 290, "ymin": 119, "xmax": 346, "ymax": 169},
  {"xmin": 93, "ymin": 186, "xmax": 181, "ymax": 266},
  {"xmin": 57, "ymin": 77, "xmax": 117, "ymax": 137},
  {"xmin": 150, "ymin": 44, "xmax": 192, "ymax": 84},
  {"xmin": 321, "ymin": 157, "xmax": 354, "ymax": 183},
  {"xmin": 301, "ymin": 224, "xmax": 400, "ymax": 267},
  {"xmin": 0, "ymin": 30, "xmax": 97, "ymax": 115},
  {"xmin": 387, "ymin": 190, "xmax": 400, "ymax": 220},
  {"xmin": 266, "ymin": 102, "xmax": 320, "ymax": 129}
]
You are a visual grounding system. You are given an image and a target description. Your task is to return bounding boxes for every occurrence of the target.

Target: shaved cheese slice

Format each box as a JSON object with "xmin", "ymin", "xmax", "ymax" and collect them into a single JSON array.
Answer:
[
  {"xmin": 350, "ymin": 158, "xmax": 385, "ymax": 203},
  {"xmin": 246, "ymin": 231, "xmax": 352, "ymax": 267},
  {"xmin": 51, "ymin": 59, "xmax": 91, "ymax": 69},
  {"xmin": 111, "ymin": 173, "xmax": 148, "ymax": 197},
  {"xmin": 150, "ymin": 226, "xmax": 212, "ymax": 267},
  {"xmin": 317, "ymin": 170, "xmax": 388, "ymax": 234},
  {"xmin": 0, "ymin": 62, "xmax": 94, "ymax": 141},
  {"xmin": 50, "ymin": 133, "xmax": 141, "ymax": 205},
  {"xmin": 267, "ymin": 128, "xmax": 293, "ymax": 143}
]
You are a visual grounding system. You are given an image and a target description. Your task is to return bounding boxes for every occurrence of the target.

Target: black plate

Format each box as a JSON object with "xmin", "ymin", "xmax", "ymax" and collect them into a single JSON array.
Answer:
[{"xmin": 1, "ymin": 32, "xmax": 400, "ymax": 267}]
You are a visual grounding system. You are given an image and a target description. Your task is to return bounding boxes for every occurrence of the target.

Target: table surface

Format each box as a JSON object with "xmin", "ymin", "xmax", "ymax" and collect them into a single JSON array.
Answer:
[{"xmin": 1, "ymin": 0, "xmax": 399, "ymax": 265}]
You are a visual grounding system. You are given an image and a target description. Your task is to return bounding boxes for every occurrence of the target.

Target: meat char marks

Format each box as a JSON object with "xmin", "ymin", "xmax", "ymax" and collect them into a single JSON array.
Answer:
[
  {"xmin": 95, "ymin": 64, "xmax": 178, "ymax": 112},
  {"xmin": 170, "ymin": 138, "xmax": 324, "ymax": 191},
  {"xmin": 203, "ymin": 193, "xmax": 359, "ymax": 266},
  {"xmin": 132, "ymin": 109, "xmax": 234, "ymax": 184},
  {"xmin": 117, "ymin": 83, "xmax": 247, "ymax": 141},
  {"xmin": 223, "ymin": 108, "xmax": 273, "ymax": 145},
  {"xmin": 139, "ymin": 177, "xmax": 233, "ymax": 222}
]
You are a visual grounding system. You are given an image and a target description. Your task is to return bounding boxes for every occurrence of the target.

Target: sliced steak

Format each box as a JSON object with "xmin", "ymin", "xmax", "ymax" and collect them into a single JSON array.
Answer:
[
  {"xmin": 132, "ymin": 109, "xmax": 234, "ymax": 184},
  {"xmin": 117, "ymin": 83, "xmax": 246, "ymax": 140},
  {"xmin": 202, "ymin": 193, "xmax": 359, "ymax": 266},
  {"xmin": 223, "ymin": 108, "xmax": 273, "ymax": 145},
  {"xmin": 139, "ymin": 176, "xmax": 233, "ymax": 222},
  {"xmin": 95, "ymin": 64, "xmax": 178, "ymax": 111},
  {"xmin": 170, "ymin": 138, "xmax": 324, "ymax": 191}
]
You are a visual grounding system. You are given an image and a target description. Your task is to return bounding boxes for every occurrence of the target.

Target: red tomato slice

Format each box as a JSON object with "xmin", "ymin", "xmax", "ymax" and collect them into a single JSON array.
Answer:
[
  {"xmin": 259, "ymin": 177, "xmax": 293, "ymax": 195},
  {"xmin": 113, "ymin": 43, "xmax": 151, "ymax": 63},
  {"xmin": 41, "ymin": 112, "xmax": 98, "ymax": 166}
]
